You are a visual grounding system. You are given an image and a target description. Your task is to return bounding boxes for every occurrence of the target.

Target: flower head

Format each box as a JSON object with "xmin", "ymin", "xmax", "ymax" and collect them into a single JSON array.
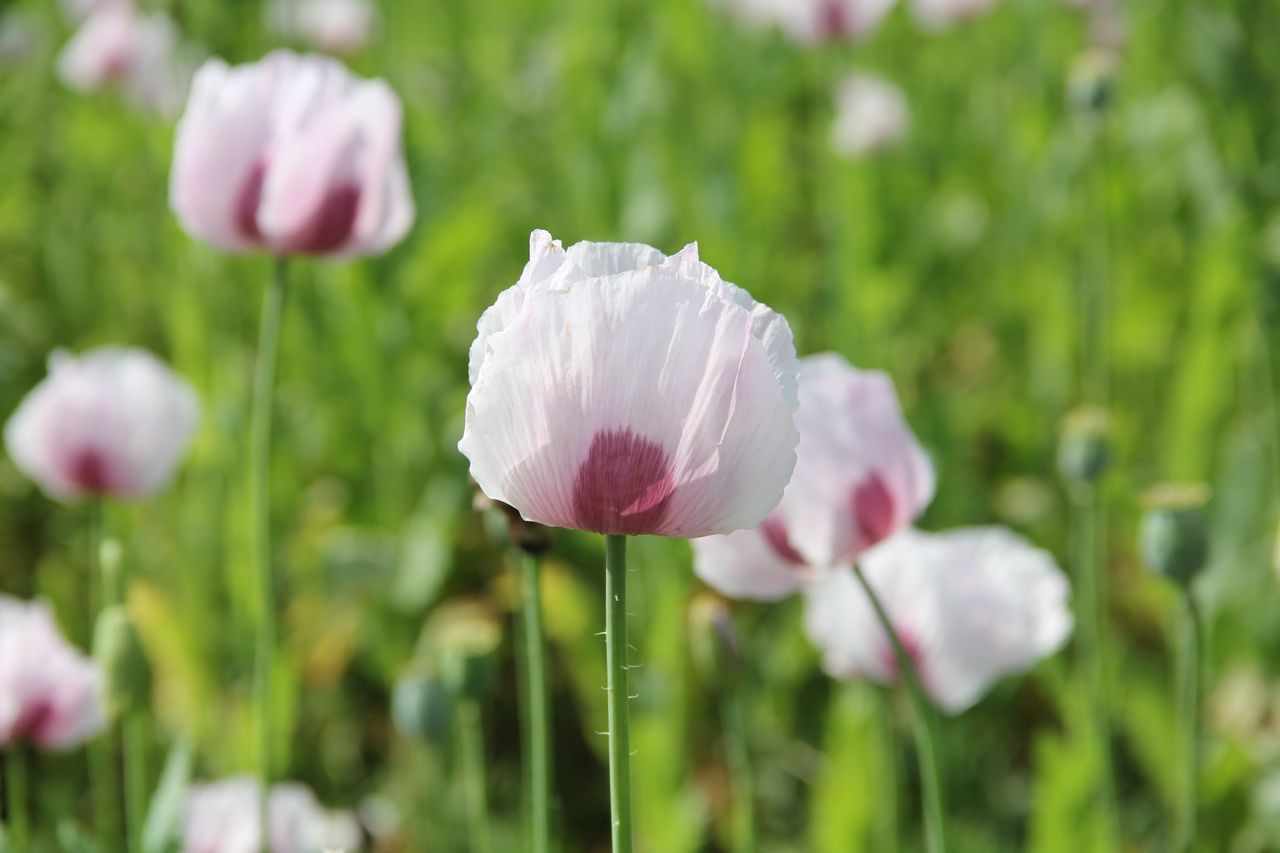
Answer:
[
  {"xmin": 184, "ymin": 777, "xmax": 362, "ymax": 852},
  {"xmin": 5, "ymin": 347, "xmax": 199, "ymax": 502},
  {"xmin": 716, "ymin": 0, "xmax": 896, "ymax": 43},
  {"xmin": 911, "ymin": 0, "xmax": 999, "ymax": 29},
  {"xmin": 460, "ymin": 230, "xmax": 799, "ymax": 539},
  {"xmin": 0, "ymin": 596, "xmax": 105, "ymax": 750},
  {"xmin": 693, "ymin": 353, "xmax": 933, "ymax": 599},
  {"xmin": 831, "ymin": 73, "xmax": 909, "ymax": 158},
  {"xmin": 803, "ymin": 527, "xmax": 1073, "ymax": 713},
  {"xmin": 169, "ymin": 50, "xmax": 414, "ymax": 257},
  {"xmin": 268, "ymin": 0, "xmax": 376, "ymax": 55},
  {"xmin": 57, "ymin": 5, "xmax": 192, "ymax": 115}
]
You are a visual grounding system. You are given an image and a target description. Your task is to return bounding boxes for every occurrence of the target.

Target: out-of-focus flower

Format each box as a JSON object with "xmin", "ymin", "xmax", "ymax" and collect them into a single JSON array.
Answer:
[
  {"xmin": 911, "ymin": 0, "xmax": 998, "ymax": 29},
  {"xmin": 693, "ymin": 353, "xmax": 933, "ymax": 600},
  {"xmin": 268, "ymin": 0, "xmax": 376, "ymax": 55},
  {"xmin": 169, "ymin": 50, "xmax": 414, "ymax": 257},
  {"xmin": 4, "ymin": 347, "xmax": 199, "ymax": 502},
  {"xmin": 57, "ymin": 6, "xmax": 193, "ymax": 115},
  {"xmin": 715, "ymin": 0, "xmax": 896, "ymax": 44},
  {"xmin": 183, "ymin": 777, "xmax": 363, "ymax": 853},
  {"xmin": 459, "ymin": 230, "xmax": 799, "ymax": 539},
  {"xmin": 60, "ymin": 0, "xmax": 130, "ymax": 25},
  {"xmin": 803, "ymin": 527, "xmax": 1073, "ymax": 713},
  {"xmin": 830, "ymin": 73, "xmax": 909, "ymax": 158},
  {"xmin": 0, "ymin": 596, "xmax": 105, "ymax": 750}
]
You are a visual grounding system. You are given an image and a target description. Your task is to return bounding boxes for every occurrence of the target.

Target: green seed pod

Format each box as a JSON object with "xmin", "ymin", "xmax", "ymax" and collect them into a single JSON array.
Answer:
[
  {"xmin": 688, "ymin": 592, "xmax": 741, "ymax": 689},
  {"xmin": 425, "ymin": 602, "xmax": 503, "ymax": 702},
  {"xmin": 93, "ymin": 605, "xmax": 151, "ymax": 719},
  {"xmin": 1057, "ymin": 406, "xmax": 1111, "ymax": 485},
  {"xmin": 391, "ymin": 671, "xmax": 452, "ymax": 744},
  {"xmin": 1067, "ymin": 49, "xmax": 1118, "ymax": 116},
  {"xmin": 1139, "ymin": 483, "xmax": 1211, "ymax": 585}
]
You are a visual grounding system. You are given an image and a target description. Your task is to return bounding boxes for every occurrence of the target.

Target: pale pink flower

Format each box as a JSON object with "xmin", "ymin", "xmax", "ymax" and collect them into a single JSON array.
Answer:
[
  {"xmin": 4, "ymin": 347, "xmax": 199, "ymax": 502},
  {"xmin": 183, "ymin": 777, "xmax": 363, "ymax": 852},
  {"xmin": 0, "ymin": 596, "xmax": 105, "ymax": 750},
  {"xmin": 268, "ymin": 0, "xmax": 376, "ymax": 55},
  {"xmin": 803, "ymin": 527, "xmax": 1073, "ymax": 713},
  {"xmin": 831, "ymin": 74, "xmax": 909, "ymax": 157},
  {"xmin": 911, "ymin": 0, "xmax": 999, "ymax": 29},
  {"xmin": 715, "ymin": 0, "xmax": 896, "ymax": 43},
  {"xmin": 57, "ymin": 6, "xmax": 192, "ymax": 115},
  {"xmin": 459, "ymin": 230, "xmax": 799, "ymax": 539},
  {"xmin": 169, "ymin": 50, "xmax": 414, "ymax": 257},
  {"xmin": 60, "ymin": 0, "xmax": 130, "ymax": 25},
  {"xmin": 693, "ymin": 353, "xmax": 933, "ymax": 599}
]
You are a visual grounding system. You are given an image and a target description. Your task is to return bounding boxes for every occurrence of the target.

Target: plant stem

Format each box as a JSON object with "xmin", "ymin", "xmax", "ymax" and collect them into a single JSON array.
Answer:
[
  {"xmin": 852, "ymin": 565, "xmax": 947, "ymax": 853},
  {"xmin": 721, "ymin": 674, "xmax": 755, "ymax": 853},
  {"xmin": 250, "ymin": 257, "xmax": 288, "ymax": 828},
  {"xmin": 604, "ymin": 534, "xmax": 634, "ymax": 853},
  {"xmin": 88, "ymin": 502, "xmax": 119, "ymax": 849},
  {"xmin": 522, "ymin": 553, "xmax": 552, "ymax": 853},
  {"xmin": 3, "ymin": 747, "xmax": 28, "ymax": 847},
  {"xmin": 458, "ymin": 699, "xmax": 493, "ymax": 853},
  {"xmin": 1072, "ymin": 482, "xmax": 1119, "ymax": 841},
  {"xmin": 1178, "ymin": 586, "xmax": 1202, "ymax": 853},
  {"xmin": 124, "ymin": 712, "xmax": 147, "ymax": 853}
]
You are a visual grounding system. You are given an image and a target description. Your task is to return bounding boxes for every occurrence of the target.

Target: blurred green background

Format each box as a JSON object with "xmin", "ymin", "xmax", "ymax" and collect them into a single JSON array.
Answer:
[{"xmin": 3, "ymin": 0, "xmax": 1280, "ymax": 849}]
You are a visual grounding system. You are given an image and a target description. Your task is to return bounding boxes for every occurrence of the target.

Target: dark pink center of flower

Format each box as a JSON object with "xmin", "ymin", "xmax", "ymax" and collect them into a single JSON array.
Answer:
[
  {"xmin": 571, "ymin": 428, "xmax": 675, "ymax": 535},
  {"xmin": 286, "ymin": 182, "xmax": 361, "ymax": 255},
  {"xmin": 852, "ymin": 473, "xmax": 897, "ymax": 550},
  {"xmin": 820, "ymin": 0, "xmax": 851, "ymax": 37},
  {"xmin": 234, "ymin": 161, "xmax": 267, "ymax": 243},
  {"xmin": 759, "ymin": 515, "xmax": 807, "ymax": 566},
  {"xmin": 67, "ymin": 447, "xmax": 113, "ymax": 494},
  {"xmin": 10, "ymin": 699, "xmax": 54, "ymax": 744}
]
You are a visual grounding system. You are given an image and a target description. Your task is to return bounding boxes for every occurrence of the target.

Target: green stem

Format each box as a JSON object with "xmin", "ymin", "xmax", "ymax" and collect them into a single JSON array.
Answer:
[
  {"xmin": 522, "ymin": 553, "xmax": 552, "ymax": 853},
  {"xmin": 1072, "ymin": 482, "xmax": 1119, "ymax": 841},
  {"xmin": 124, "ymin": 712, "xmax": 147, "ymax": 853},
  {"xmin": 250, "ymin": 257, "xmax": 288, "ymax": 828},
  {"xmin": 604, "ymin": 534, "xmax": 634, "ymax": 853},
  {"xmin": 458, "ymin": 700, "xmax": 492, "ymax": 853},
  {"xmin": 852, "ymin": 565, "xmax": 947, "ymax": 853},
  {"xmin": 88, "ymin": 503, "xmax": 118, "ymax": 849},
  {"xmin": 3, "ymin": 747, "xmax": 29, "ymax": 848},
  {"xmin": 1178, "ymin": 586, "xmax": 1202, "ymax": 853},
  {"xmin": 721, "ymin": 675, "xmax": 755, "ymax": 853}
]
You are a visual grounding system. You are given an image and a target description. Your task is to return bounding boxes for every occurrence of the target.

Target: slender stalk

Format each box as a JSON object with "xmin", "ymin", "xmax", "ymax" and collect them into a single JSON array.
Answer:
[
  {"xmin": 3, "ymin": 747, "xmax": 29, "ymax": 847},
  {"xmin": 458, "ymin": 700, "xmax": 493, "ymax": 853},
  {"xmin": 604, "ymin": 534, "xmax": 634, "ymax": 853},
  {"xmin": 1178, "ymin": 587, "xmax": 1202, "ymax": 853},
  {"xmin": 720, "ymin": 676, "xmax": 755, "ymax": 853},
  {"xmin": 852, "ymin": 565, "xmax": 947, "ymax": 853},
  {"xmin": 250, "ymin": 257, "xmax": 289, "ymax": 827},
  {"xmin": 124, "ymin": 712, "xmax": 148, "ymax": 853},
  {"xmin": 88, "ymin": 503, "xmax": 118, "ymax": 849},
  {"xmin": 522, "ymin": 553, "xmax": 552, "ymax": 853}
]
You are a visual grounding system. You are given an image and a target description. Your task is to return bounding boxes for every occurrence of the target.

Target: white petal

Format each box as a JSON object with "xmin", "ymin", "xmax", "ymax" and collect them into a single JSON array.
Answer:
[{"xmin": 692, "ymin": 520, "xmax": 815, "ymax": 601}]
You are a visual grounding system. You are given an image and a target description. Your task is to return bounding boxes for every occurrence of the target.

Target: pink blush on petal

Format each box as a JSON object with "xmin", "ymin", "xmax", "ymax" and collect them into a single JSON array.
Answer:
[
  {"xmin": 9, "ymin": 698, "xmax": 55, "ymax": 745},
  {"xmin": 820, "ymin": 0, "xmax": 851, "ymax": 37},
  {"xmin": 571, "ymin": 428, "xmax": 675, "ymax": 535},
  {"xmin": 879, "ymin": 627, "xmax": 923, "ymax": 682},
  {"xmin": 852, "ymin": 473, "xmax": 896, "ymax": 550},
  {"xmin": 759, "ymin": 514, "xmax": 807, "ymax": 566},
  {"xmin": 66, "ymin": 447, "xmax": 113, "ymax": 494},
  {"xmin": 286, "ymin": 182, "xmax": 361, "ymax": 254},
  {"xmin": 234, "ymin": 161, "xmax": 267, "ymax": 243}
]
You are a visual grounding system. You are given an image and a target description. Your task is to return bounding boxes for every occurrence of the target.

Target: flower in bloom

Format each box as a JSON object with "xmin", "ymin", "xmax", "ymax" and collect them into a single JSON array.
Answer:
[
  {"xmin": 169, "ymin": 50, "xmax": 414, "ymax": 257},
  {"xmin": 803, "ymin": 527, "xmax": 1073, "ymax": 713},
  {"xmin": 715, "ymin": 0, "xmax": 896, "ymax": 43},
  {"xmin": 268, "ymin": 0, "xmax": 376, "ymax": 55},
  {"xmin": 4, "ymin": 347, "xmax": 199, "ymax": 502},
  {"xmin": 0, "ymin": 596, "xmax": 105, "ymax": 750},
  {"xmin": 830, "ymin": 74, "xmax": 909, "ymax": 158},
  {"xmin": 60, "ymin": 0, "xmax": 129, "ymax": 25},
  {"xmin": 184, "ymin": 777, "xmax": 362, "ymax": 852},
  {"xmin": 459, "ymin": 230, "xmax": 800, "ymax": 539},
  {"xmin": 911, "ymin": 0, "xmax": 999, "ymax": 29},
  {"xmin": 693, "ymin": 353, "xmax": 933, "ymax": 600},
  {"xmin": 57, "ymin": 5, "xmax": 193, "ymax": 115}
]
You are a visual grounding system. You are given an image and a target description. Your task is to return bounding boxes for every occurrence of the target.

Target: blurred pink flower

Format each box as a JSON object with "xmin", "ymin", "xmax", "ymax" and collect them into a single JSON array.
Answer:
[
  {"xmin": 60, "ymin": 0, "xmax": 130, "ymax": 25},
  {"xmin": 803, "ymin": 527, "xmax": 1073, "ymax": 713},
  {"xmin": 268, "ymin": 0, "xmax": 376, "ymax": 55},
  {"xmin": 716, "ymin": 0, "xmax": 896, "ymax": 42},
  {"xmin": 0, "ymin": 596, "xmax": 105, "ymax": 750},
  {"xmin": 459, "ymin": 230, "xmax": 799, "ymax": 539},
  {"xmin": 184, "ymin": 777, "xmax": 362, "ymax": 853},
  {"xmin": 57, "ymin": 6, "xmax": 193, "ymax": 115},
  {"xmin": 4, "ymin": 347, "xmax": 199, "ymax": 502},
  {"xmin": 911, "ymin": 0, "xmax": 999, "ymax": 29},
  {"xmin": 169, "ymin": 50, "xmax": 414, "ymax": 257},
  {"xmin": 693, "ymin": 353, "xmax": 933, "ymax": 599},
  {"xmin": 831, "ymin": 73, "xmax": 909, "ymax": 157}
]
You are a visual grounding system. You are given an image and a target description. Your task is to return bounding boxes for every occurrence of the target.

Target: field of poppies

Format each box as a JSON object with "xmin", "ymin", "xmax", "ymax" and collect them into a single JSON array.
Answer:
[{"xmin": 2, "ymin": 0, "xmax": 1280, "ymax": 850}]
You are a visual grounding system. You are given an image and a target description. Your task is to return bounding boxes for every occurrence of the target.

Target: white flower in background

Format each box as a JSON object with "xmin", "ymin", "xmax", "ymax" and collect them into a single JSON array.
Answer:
[
  {"xmin": 911, "ymin": 0, "xmax": 999, "ymax": 29},
  {"xmin": 0, "ymin": 596, "xmax": 105, "ymax": 751},
  {"xmin": 460, "ymin": 229, "xmax": 799, "ymax": 539},
  {"xmin": 693, "ymin": 353, "xmax": 933, "ymax": 599},
  {"xmin": 57, "ymin": 5, "xmax": 194, "ymax": 115},
  {"xmin": 803, "ymin": 527, "xmax": 1073, "ymax": 713},
  {"xmin": 4, "ymin": 347, "xmax": 199, "ymax": 502},
  {"xmin": 831, "ymin": 73, "xmax": 909, "ymax": 157},
  {"xmin": 184, "ymin": 777, "xmax": 363, "ymax": 852},
  {"xmin": 716, "ymin": 0, "xmax": 897, "ymax": 44},
  {"xmin": 268, "ymin": 0, "xmax": 376, "ymax": 55},
  {"xmin": 59, "ymin": 0, "xmax": 130, "ymax": 25}
]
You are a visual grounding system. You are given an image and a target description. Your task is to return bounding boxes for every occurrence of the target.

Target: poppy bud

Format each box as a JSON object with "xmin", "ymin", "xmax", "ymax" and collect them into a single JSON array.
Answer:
[
  {"xmin": 93, "ymin": 604, "xmax": 151, "ymax": 719},
  {"xmin": 425, "ymin": 603, "xmax": 503, "ymax": 702},
  {"xmin": 1068, "ymin": 49, "xmax": 1117, "ymax": 116},
  {"xmin": 688, "ymin": 593, "xmax": 741, "ymax": 688},
  {"xmin": 1057, "ymin": 406, "xmax": 1111, "ymax": 485},
  {"xmin": 1139, "ymin": 483, "xmax": 1210, "ymax": 585},
  {"xmin": 391, "ymin": 671, "xmax": 452, "ymax": 745}
]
